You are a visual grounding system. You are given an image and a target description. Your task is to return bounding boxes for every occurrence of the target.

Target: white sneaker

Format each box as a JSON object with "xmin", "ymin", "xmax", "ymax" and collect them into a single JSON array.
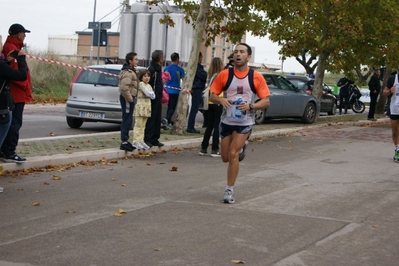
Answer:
[
  {"xmin": 140, "ymin": 142, "xmax": 150, "ymax": 150},
  {"xmin": 133, "ymin": 142, "xmax": 144, "ymax": 149}
]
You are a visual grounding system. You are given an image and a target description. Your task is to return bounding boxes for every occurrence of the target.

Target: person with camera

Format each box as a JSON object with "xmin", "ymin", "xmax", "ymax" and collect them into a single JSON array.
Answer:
[
  {"xmin": 337, "ymin": 76, "xmax": 354, "ymax": 115},
  {"xmin": 1, "ymin": 24, "xmax": 32, "ymax": 163},
  {"xmin": 0, "ymin": 45, "xmax": 28, "ymax": 156}
]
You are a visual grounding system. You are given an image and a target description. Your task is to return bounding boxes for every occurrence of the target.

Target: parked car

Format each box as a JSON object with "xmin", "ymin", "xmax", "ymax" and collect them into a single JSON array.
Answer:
[
  {"xmin": 65, "ymin": 64, "xmax": 147, "ymax": 128},
  {"xmin": 254, "ymin": 73, "xmax": 320, "ymax": 124},
  {"xmin": 285, "ymin": 75, "xmax": 336, "ymax": 115}
]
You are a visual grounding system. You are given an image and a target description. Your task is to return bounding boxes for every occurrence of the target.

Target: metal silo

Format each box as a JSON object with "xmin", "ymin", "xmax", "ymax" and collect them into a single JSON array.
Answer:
[
  {"xmin": 134, "ymin": 13, "xmax": 152, "ymax": 60},
  {"xmin": 119, "ymin": 12, "xmax": 136, "ymax": 59},
  {"xmin": 149, "ymin": 13, "xmax": 167, "ymax": 54},
  {"xmin": 166, "ymin": 13, "xmax": 184, "ymax": 60},
  {"xmin": 180, "ymin": 19, "xmax": 194, "ymax": 63}
]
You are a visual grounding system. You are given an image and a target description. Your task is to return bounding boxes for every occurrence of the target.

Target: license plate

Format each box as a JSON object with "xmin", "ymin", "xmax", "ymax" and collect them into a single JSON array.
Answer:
[{"xmin": 79, "ymin": 111, "xmax": 105, "ymax": 119}]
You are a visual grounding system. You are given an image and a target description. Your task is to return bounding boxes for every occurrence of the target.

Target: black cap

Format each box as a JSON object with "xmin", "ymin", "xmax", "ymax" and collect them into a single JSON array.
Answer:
[{"xmin": 8, "ymin": 24, "xmax": 31, "ymax": 35}]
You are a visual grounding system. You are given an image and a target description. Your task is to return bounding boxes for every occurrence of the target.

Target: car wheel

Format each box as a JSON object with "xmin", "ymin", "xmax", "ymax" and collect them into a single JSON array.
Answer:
[
  {"xmin": 66, "ymin": 117, "xmax": 84, "ymax": 129},
  {"xmin": 327, "ymin": 102, "xmax": 337, "ymax": 115},
  {"xmin": 301, "ymin": 102, "xmax": 317, "ymax": 124},
  {"xmin": 254, "ymin": 109, "xmax": 266, "ymax": 125}
]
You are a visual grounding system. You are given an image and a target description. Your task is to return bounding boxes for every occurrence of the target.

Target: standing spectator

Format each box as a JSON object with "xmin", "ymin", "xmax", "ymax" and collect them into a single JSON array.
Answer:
[
  {"xmin": 132, "ymin": 70, "xmax": 155, "ymax": 150},
  {"xmin": 199, "ymin": 57, "xmax": 224, "ymax": 157},
  {"xmin": 367, "ymin": 69, "xmax": 381, "ymax": 121},
  {"xmin": 163, "ymin": 52, "xmax": 185, "ymax": 128},
  {"xmin": 0, "ymin": 49, "xmax": 27, "ymax": 151},
  {"xmin": 209, "ymin": 43, "xmax": 270, "ymax": 203},
  {"xmin": 1, "ymin": 24, "xmax": 32, "ymax": 163},
  {"xmin": 187, "ymin": 52, "xmax": 207, "ymax": 133},
  {"xmin": 118, "ymin": 52, "xmax": 139, "ymax": 152},
  {"xmin": 144, "ymin": 50, "xmax": 165, "ymax": 148},
  {"xmin": 336, "ymin": 76, "xmax": 353, "ymax": 115},
  {"xmin": 224, "ymin": 53, "xmax": 234, "ymax": 69},
  {"xmin": 383, "ymin": 73, "xmax": 399, "ymax": 162}
]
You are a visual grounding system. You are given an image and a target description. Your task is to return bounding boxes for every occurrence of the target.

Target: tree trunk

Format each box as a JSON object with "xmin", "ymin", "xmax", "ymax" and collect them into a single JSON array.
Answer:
[
  {"xmin": 171, "ymin": 0, "xmax": 211, "ymax": 135},
  {"xmin": 312, "ymin": 51, "xmax": 330, "ymax": 104}
]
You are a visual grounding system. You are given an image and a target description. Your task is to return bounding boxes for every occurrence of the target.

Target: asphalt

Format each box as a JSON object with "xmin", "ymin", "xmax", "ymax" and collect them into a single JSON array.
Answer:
[{"xmin": 0, "ymin": 113, "xmax": 391, "ymax": 174}]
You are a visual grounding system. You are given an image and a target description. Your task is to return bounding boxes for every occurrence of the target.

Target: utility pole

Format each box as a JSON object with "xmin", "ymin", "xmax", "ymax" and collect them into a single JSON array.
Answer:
[{"xmin": 89, "ymin": 0, "xmax": 97, "ymax": 65}]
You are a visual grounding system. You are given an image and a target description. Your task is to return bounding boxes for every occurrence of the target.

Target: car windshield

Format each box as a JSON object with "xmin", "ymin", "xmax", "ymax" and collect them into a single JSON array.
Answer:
[{"xmin": 75, "ymin": 68, "xmax": 120, "ymax": 86}]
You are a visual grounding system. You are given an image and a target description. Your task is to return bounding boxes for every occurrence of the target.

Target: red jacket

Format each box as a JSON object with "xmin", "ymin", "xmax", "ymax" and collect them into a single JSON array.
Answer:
[{"xmin": 2, "ymin": 36, "xmax": 32, "ymax": 103}]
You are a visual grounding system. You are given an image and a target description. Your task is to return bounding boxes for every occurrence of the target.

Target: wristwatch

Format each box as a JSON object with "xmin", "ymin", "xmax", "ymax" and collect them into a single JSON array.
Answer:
[{"xmin": 249, "ymin": 103, "xmax": 254, "ymax": 111}]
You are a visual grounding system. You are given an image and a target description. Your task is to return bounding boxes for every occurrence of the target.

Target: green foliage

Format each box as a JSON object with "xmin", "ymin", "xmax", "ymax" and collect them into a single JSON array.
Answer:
[{"xmin": 27, "ymin": 51, "xmax": 82, "ymax": 103}]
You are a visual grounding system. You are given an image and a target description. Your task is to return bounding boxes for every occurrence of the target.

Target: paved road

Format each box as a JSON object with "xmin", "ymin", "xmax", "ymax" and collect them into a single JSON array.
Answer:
[{"xmin": 0, "ymin": 121, "xmax": 397, "ymax": 266}]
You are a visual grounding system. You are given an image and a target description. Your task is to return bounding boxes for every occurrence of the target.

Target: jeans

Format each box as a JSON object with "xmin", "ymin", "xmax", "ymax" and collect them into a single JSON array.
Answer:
[
  {"xmin": 368, "ymin": 92, "xmax": 378, "ymax": 119},
  {"xmin": 144, "ymin": 98, "xmax": 162, "ymax": 144},
  {"xmin": 166, "ymin": 94, "xmax": 179, "ymax": 123},
  {"xmin": 1, "ymin": 103, "xmax": 24, "ymax": 156},
  {"xmin": 0, "ymin": 111, "xmax": 12, "ymax": 148},
  {"xmin": 201, "ymin": 104, "xmax": 222, "ymax": 151},
  {"xmin": 120, "ymin": 95, "xmax": 136, "ymax": 142},
  {"xmin": 339, "ymin": 95, "xmax": 349, "ymax": 114},
  {"xmin": 187, "ymin": 89, "xmax": 202, "ymax": 130}
]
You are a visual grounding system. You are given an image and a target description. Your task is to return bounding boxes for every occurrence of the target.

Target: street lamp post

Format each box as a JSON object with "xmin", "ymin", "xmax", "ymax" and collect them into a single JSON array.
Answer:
[{"xmin": 90, "ymin": 0, "xmax": 97, "ymax": 65}]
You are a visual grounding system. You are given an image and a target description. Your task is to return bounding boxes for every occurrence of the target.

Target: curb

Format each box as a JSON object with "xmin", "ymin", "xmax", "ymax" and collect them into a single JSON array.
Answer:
[{"xmin": 0, "ymin": 119, "xmax": 389, "ymax": 173}]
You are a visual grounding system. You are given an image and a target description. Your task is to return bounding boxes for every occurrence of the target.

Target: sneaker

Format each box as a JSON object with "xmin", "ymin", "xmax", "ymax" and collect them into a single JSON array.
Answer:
[
  {"xmin": 133, "ymin": 142, "xmax": 144, "ymax": 150},
  {"xmin": 2, "ymin": 154, "xmax": 26, "ymax": 164},
  {"xmin": 120, "ymin": 142, "xmax": 135, "ymax": 152},
  {"xmin": 211, "ymin": 150, "xmax": 221, "ymax": 157},
  {"xmin": 140, "ymin": 142, "xmax": 150, "ymax": 150},
  {"xmin": 394, "ymin": 150, "xmax": 399, "ymax": 162},
  {"xmin": 161, "ymin": 118, "xmax": 170, "ymax": 130},
  {"xmin": 223, "ymin": 189, "xmax": 235, "ymax": 204},
  {"xmin": 199, "ymin": 149, "xmax": 207, "ymax": 156},
  {"xmin": 238, "ymin": 140, "xmax": 248, "ymax": 162}
]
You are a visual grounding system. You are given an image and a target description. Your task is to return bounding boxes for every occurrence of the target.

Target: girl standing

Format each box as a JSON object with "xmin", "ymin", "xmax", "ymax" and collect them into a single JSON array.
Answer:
[
  {"xmin": 133, "ymin": 70, "xmax": 155, "ymax": 150},
  {"xmin": 199, "ymin": 57, "xmax": 224, "ymax": 157}
]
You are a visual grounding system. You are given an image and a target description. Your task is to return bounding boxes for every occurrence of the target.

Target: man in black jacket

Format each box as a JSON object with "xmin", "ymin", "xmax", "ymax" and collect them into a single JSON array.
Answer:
[
  {"xmin": 187, "ymin": 52, "xmax": 207, "ymax": 133},
  {"xmin": 144, "ymin": 50, "xmax": 165, "ymax": 147},
  {"xmin": 337, "ymin": 76, "xmax": 353, "ymax": 115},
  {"xmin": 368, "ymin": 69, "xmax": 381, "ymax": 121}
]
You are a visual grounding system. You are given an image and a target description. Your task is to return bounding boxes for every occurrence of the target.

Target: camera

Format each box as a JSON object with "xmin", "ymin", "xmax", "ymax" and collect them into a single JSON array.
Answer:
[{"xmin": 10, "ymin": 50, "xmax": 19, "ymax": 58}]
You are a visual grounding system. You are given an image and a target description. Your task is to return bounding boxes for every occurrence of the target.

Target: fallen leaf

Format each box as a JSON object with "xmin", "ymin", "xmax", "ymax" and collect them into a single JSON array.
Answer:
[
  {"xmin": 121, "ymin": 184, "xmax": 126, "ymax": 187},
  {"xmin": 154, "ymin": 248, "xmax": 161, "ymax": 251},
  {"xmin": 111, "ymin": 178, "xmax": 116, "ymax": 181},
  {"xmin": 66, "ymin": 210, "xmax": 76, "ymax": 214},
  {"xmin": 372, "ymin": 224, "xmax": 379, "ymax": 228},
  {"xmin": 43, "ymin": 182, "xmax": 50, "ymax": 185},
  {"xmin": 49, "ymin": 132, "xmax": 57, "ymax": 136},
  {"xmin": 231, "ymin": 260, "xmax": 245, "ymax": 264},
  {"xmin": 171, "ymin": 166, "xmax": 178, "ymax": 171},
  {"xmin": 32, "ymin": 202, "xmax": 41, "ymax": 206},
  {"xmin": 52, "ymin": 175, "xmax": 61, "ymax": 180},
  {"xmin": 146, "ymin": 162, "xmax": 152, "ymax": 166},
  {"xmin": 114, "ymin": 213, "xmax": 122, "ymax": 217},
  {"xmin": 118, "ymin": 208, "xmax": 127, "ymax": 214}
]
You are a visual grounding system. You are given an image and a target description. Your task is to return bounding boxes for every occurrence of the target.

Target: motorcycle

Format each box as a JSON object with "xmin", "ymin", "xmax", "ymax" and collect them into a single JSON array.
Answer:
[{"xmin": 336, "ymin": 84, "xmax": 366, "ymax": 113}]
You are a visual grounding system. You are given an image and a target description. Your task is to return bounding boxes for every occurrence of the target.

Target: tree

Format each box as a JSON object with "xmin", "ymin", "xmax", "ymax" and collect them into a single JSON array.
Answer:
[{"xmin": 260, "ymin": 0, "xmax": 399, "ymax": 106}]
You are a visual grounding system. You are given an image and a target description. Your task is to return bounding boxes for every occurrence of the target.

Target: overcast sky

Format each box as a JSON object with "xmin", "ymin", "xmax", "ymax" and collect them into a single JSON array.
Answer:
[{"xmin": 1, "ymin": 0, "xmax": 304, "ymax": 73}]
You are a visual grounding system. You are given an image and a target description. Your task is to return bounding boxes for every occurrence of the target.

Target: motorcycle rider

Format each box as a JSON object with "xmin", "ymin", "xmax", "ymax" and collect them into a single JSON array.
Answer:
[{"xmin": 337, "ymin": 76, "xmax": 354, "ymax": 115}]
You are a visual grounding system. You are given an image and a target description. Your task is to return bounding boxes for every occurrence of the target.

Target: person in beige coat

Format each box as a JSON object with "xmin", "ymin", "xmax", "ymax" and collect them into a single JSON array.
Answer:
[{"xmin": 118, "ymin": 52, "xmax": 139, "ymax": 152}]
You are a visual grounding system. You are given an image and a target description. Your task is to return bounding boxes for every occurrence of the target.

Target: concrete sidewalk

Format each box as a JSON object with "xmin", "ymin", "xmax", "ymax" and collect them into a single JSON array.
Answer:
[{"xmin": 0, "ymin": 116, "xmax": 390, "ymax": 173}]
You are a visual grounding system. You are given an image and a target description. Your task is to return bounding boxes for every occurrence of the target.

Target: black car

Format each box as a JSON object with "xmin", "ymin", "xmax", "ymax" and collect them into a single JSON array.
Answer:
[{"xmin": 285, "ymin": 75, "xmax": 336, "ymax": 115}]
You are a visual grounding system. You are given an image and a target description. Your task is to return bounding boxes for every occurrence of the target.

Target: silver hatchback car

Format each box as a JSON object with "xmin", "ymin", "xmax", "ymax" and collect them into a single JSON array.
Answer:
[{"xmin": 65, "ymin": 64, "xmax": 146, "ymax": 128}]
